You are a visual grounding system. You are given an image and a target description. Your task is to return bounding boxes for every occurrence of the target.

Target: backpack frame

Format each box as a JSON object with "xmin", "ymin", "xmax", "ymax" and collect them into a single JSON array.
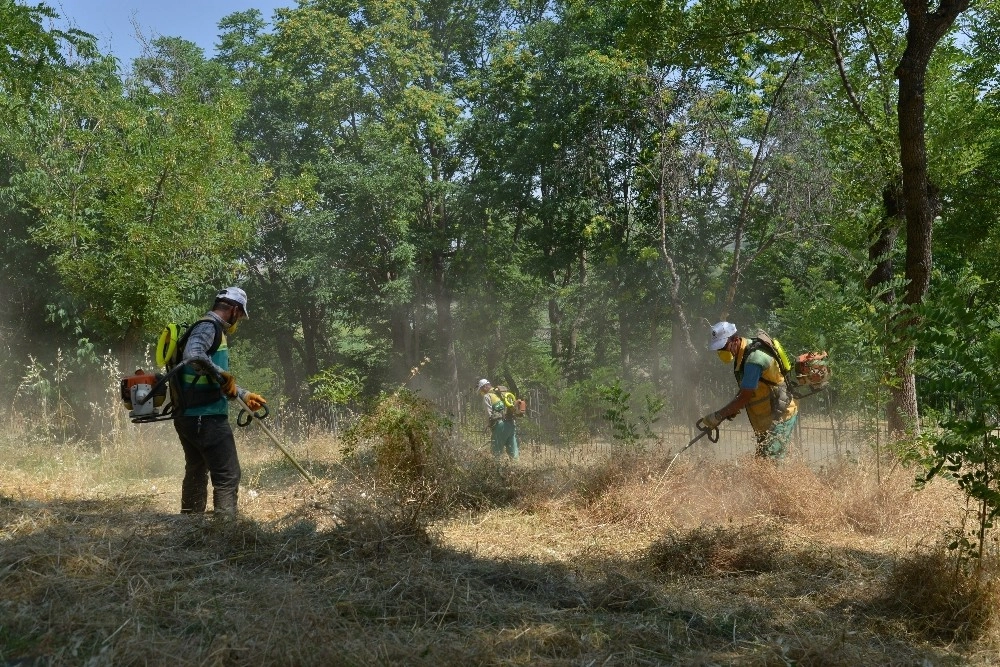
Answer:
[{"xmin": 736, "ymin": 330, "xmax": 830, "ymax": 399}]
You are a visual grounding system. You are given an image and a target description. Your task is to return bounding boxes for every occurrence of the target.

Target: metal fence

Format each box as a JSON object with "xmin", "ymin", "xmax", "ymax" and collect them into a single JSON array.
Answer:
[
  {"xmin": 273, "ymin": 381, "xmax": 881, "ymax": 466},
  {"xmin": 433, "ymin": 387, "xmax": 881, "ymax": 466}
]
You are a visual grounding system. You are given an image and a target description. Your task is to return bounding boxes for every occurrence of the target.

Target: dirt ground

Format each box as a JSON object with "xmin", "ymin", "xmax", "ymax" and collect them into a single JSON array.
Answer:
[{"xmin": 2, "ymin": 429, "xmax": 998, "ymax": 666}]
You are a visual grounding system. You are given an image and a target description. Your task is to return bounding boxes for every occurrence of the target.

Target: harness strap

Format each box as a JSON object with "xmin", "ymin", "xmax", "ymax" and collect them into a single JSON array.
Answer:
[{"xmin": 734, "ymin": 337, "xmax": 792, "ymax": 420}]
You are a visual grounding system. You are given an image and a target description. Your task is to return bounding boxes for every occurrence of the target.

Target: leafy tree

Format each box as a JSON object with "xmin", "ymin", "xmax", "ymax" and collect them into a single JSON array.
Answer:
[
  {"xmin": 6, "ymin": 39, "xmax": 268, "ymax": 363},
  {"xmin": 599, "ymin": 378, "xmax": 664, "ymax": 448},
  {"xmin": 888, "ymin": 0, "xmax": 969, "ymax": 437},
  {"xmin": 691, "ymin": 0, "xmax": 976, "ymax": 436},
  {"xmin": 0, "ymin": 1, "xmax": 100, "ymax": 388},
  {"xmin": 218, "ymin": 0, "xmax": 476, "ymax": 403},
  {"xmin": 0, "ymin": 0, "xmax": 91, "ymax": 118},
  {"xmin": 914, "ymin": 271, "xmax": 1000, "ymax": 563},
  {"xmin": 461, "ymin": 0, "xmax": 837, "ymax": 424}
]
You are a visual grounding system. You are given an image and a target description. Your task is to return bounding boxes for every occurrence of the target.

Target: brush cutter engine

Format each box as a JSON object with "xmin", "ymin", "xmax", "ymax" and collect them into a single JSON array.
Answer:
[
  {"xmin": 792, "ymin": 351, "xmax": 831, "ymax": 398},
  {"xmin": 120, "ymin": 369, "xmax": 172, "ymax": 423}
]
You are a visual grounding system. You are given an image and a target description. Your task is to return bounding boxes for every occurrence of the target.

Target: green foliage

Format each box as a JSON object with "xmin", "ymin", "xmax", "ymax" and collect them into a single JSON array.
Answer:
[
  {"xmin": 913, "ymin": 270, "xmax": 1000, "ymax": 562},
  {"xmin": 600, "ymin": 379, "xmax": 639, "ymax": 444},
  {"xmin": 543, "ymin": 369, "xmax": 614, "ymax": 443},
  {"xmin": 937, "ymin": 88, "xmax": 1000, "ymax": 281},
  {"xmin": 342, "ymin": 390, "xmax": 452, "ymax": 486},
  {"xmin": 775, "ymin": 266, "xmax": 906, "ymax": 432},
  {"xmin": 309, "ymin": 366, "xmax": 365, "ymax": 407},
  {"xmin": 599, "ymin": 379, "xmax": 664, "ymax": 448},
  {"xmin": 0, "ymin": 0, "xmax": 994, "ymax": 456},
  {"xmin": 0, "ymin": 0, "xmax": 95, "ymax": 121},
  {"xmin": 226, "ymin": 338, "xmax": 278, "ymax": 401},
  {"xmin": 5, "ymin": 39, "xmax": 269, "ymax": 350}
]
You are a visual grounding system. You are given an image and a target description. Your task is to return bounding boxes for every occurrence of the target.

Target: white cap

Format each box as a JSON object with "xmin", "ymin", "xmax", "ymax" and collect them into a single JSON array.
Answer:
[
  {"xmin": 708, "ymin": 321, "xmax": 737, "ymax": 350},
  {"xmin": 217, "ymin": 286, "xmax": 249, "ymax": 318},
  {"xmin": 477, "ymin": 378, "xmax": 491, "ymax": 390}
]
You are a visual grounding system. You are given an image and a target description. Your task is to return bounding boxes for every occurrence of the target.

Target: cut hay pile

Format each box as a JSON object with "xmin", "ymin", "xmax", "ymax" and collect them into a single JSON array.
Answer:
[{"xmin": 2, "ymin": 430, "xmax": 999, "ymax": 665}]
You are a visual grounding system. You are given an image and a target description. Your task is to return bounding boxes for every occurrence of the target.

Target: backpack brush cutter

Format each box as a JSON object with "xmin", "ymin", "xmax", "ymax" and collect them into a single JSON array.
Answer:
[
  {"xmin": 120, "ymin": 363, "xmax": 315, "ymax": 485},
  {"xmin": 120, "ymin": 366, "xmax": 180, "ymax": 423}
]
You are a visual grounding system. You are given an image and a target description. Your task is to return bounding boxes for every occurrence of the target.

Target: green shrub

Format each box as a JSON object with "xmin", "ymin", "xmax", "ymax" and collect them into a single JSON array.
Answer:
[
  {"xmin": 343, "ymin": 389, "xmax": 452, "ymax": 487},
  {"xmin": 914, "ymin": 271, "xmax": 1000, "ymax": 562}
]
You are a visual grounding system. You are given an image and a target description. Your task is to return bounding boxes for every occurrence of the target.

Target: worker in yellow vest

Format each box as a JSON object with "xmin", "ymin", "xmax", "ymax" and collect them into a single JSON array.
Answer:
[
  {"xmin": 701, "ymin": 321, "xmax": 798, "ymax": 458},
  {"xmin": 477, "ymin": 378, "xmax": 519, "ymax": 460}
]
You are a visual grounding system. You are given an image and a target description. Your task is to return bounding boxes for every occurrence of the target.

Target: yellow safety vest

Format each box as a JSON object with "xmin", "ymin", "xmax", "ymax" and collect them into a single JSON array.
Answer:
[{"xmin": 734, "ymin": 338, "xmax": 798, "ymax": 433}]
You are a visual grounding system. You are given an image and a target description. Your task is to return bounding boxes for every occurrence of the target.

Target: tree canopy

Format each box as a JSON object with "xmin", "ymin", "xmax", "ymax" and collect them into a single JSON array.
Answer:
[{"xmin": 1, "ymin": 0, "xmax": 996, "ymax": 438}]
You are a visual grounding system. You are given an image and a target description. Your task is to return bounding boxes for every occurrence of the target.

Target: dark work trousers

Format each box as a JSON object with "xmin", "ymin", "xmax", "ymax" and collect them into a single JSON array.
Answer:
[{"xmin": 173, "ymin": 414, "xmax": 241, "ymax": 515}]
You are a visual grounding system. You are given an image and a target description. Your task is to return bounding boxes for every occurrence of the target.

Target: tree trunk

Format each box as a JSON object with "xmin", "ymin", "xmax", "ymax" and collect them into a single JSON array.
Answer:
[
  {"xmin": 868, "ymin": 184, "xmax": 910, "ymax": 435},
  {"xmin": 299, "ymin": 302, "xmax": 320, "ymax": 379},
  {"xmin": 433, "ymin": 253, "xmax": 459, "ymax": 395},
  {"xmin": 650, "ymin": 307, "xmax": 661, "ymax": 391},
  {"xmin": 568, "ymin": 250, "xmax": 586, "ymax": 376},
  {"xmin": 548, "ymin": 291, "xmax": 562, "ymax": 359},
  {"xmin": 669, "ymin": 319, "xmax": 702, "ymax": 426},
  {"xmin": 389, "ymin": 302, "xmax": 414, "ymax": 381},
  {"xmin": 120, "ymin": 317, "xmax": 144, "ymax": 372},
  {"xmin": 657, "ymin": 139, "xmax": 702, "ymax": 425},
  {"xmin": 275, "ymin": 328, "xmax": 301, "ymax": 404},
  {"xmin": 720, "ymin": 216, "xmax": 746, "ymax": 322},
  {"xmin": 619, "ymin": 301, "xmax": 631, "ymax": 384},
  {"xmin": 865, "ymin": 184, "xmax": 903, "ymax": 300},
  {"xmin": 545, "ymin": 256, "xmax": 563, "ymax": 363},
  {"xmin": 892, "ymin": 0, "xmax": 969, "ymax": 435},
  {"xmin": 888, "ymin": 347, "xmax": 918, "ymax": 436},
  {"xmin": 897, "ymin": 60, "xmax": 933, "ymax": 312},
  {"xmin": 486, "ymin": 325, "xmax": 503, "ymax": 379}
]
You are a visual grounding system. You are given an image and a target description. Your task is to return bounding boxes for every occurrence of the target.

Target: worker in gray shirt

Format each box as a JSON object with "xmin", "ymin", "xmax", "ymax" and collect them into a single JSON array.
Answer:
[{"xmin": 173, "ymin": 287, "xmax": 265, "ymax": 516}]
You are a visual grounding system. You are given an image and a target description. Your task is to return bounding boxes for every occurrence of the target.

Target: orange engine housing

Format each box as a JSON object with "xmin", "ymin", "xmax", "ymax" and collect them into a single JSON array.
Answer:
[{"xmin": 120, "ymin": 369, "xmax": 166, "ymax": 410}]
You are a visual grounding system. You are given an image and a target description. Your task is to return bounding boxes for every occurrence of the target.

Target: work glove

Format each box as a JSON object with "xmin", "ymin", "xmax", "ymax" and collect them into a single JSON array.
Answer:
[
  {"xmin": 700, "ymin": 411, "xmax": 724, "ymax": 430},
  {"xmin": 219, "ymin": 371, "xmax": 238, "ymax": 398},
  {"xmin": 245, "ymin": 392, "xmax": 267, "ymax": 412}
]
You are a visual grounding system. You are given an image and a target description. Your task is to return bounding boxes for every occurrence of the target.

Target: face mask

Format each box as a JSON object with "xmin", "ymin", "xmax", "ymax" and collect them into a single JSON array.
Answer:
[
  {"xmin": 225, "ymin": 309, "xmax": 241, "ymax": 335},
  {"xmin": 717, "ymin": 350, "xmax": 733, "ymax": 363}
]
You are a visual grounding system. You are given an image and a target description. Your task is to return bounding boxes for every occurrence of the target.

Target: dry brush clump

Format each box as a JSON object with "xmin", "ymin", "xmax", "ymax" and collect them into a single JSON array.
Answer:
[
  {"xmin": 566, "ymin": 450, "xmax": 674, "ymax": 528},
  {"xmin": 644, "ymin": 521, "xmax": 786, "ymax": 577},
  {"xmin": 342, "ymin": 389, "xmax": 451, "ymax": 485},
  {"xmin": 875, "ymin": 542, "xmax": 1000, "ymax": 643},
  {"xmin": 442, "ymin": 450, "xmax": 541, "ymax": 510},
  {"xmin": 341, "ymin": 390, "xmax": 566, "ymax": 520},
  {"xmin": 265, "ymin": 480, "xmax": 438, "ymax": 561},
  {"xmin": 569, "ymin": 449, "xmax": 661, "ymax": 503}
]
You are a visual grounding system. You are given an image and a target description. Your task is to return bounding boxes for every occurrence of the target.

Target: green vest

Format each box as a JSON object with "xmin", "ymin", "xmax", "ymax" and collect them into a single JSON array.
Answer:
[{"xmin": 178, "ymin": 320, "xmax": 229, "ymax": 417}]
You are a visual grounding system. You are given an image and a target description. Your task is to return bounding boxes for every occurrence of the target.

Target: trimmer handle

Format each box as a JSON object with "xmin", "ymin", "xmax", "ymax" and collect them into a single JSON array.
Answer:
[
  {"xmin": 694, "ymin": 418, "xmax": 720, "ymax": 443},
  {"xmin": 237, "ymin": 403, "xmax": 269, "ymax": 427}
]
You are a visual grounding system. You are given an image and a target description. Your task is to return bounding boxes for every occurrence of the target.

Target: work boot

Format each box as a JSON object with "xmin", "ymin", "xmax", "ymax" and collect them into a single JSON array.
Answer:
[
  {"xmin": 213, "ymin": 488, "xmax": 239, "ymax": 516},
  {"xmin": 180, "ymin": 484, "xmax": 209, "ymax": 514}
]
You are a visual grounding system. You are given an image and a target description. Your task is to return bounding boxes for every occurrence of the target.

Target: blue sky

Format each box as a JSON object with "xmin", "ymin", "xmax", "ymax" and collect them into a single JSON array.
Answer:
[{"xmin": 47, "ymin": 0, "xmax": 289, "ymax": 66}]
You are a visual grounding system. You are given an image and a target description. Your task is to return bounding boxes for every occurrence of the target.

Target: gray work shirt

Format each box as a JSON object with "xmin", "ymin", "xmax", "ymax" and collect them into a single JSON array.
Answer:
[{"xmin": 181, "ymin": 311, "xmax": 248, "ymax": 401}]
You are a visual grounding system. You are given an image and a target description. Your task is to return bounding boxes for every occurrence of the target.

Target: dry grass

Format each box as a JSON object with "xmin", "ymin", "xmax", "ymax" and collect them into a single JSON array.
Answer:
[
  {"xmin": 877, "ymin": 544, "xmax": 1000, "ymax": 642},
  {"xmin": 2, "ymin": 418, "xmax": 999, "ymax": 666}
]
